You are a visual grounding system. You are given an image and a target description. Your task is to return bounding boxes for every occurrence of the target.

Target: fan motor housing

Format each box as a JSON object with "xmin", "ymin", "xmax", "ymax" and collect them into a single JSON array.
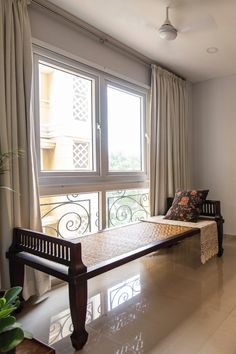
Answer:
[{"xmin": 159, "ymin": 23, "xmax": 178, "ymax": 40}]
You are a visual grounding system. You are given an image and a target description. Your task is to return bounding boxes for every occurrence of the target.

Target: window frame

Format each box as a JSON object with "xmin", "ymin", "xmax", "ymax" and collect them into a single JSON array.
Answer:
[
  {"xmin": 105, "ymin": 79, "xmax": 146, "ymax": 175},
  {"xmin": 34, "ymin": 52, "xmax": 100, "ymax": 181},
  {"xmin": 33, "ymin": 46, "xmax": 149, "ymax": 195}
]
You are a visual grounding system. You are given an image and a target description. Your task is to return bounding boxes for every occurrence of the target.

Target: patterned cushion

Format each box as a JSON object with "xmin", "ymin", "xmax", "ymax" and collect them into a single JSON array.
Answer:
[{"xmin": 164, "ymin": 189, "xmax": 209, "ymax": 222}]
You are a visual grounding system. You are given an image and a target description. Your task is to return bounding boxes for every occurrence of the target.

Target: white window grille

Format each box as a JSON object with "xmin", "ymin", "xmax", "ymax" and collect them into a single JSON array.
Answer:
[
  {"xmin": 73, "ymin": 142, "xmax": 90, "ymax": 169},
  {"xmin": 73, "ymin": 76, "xmax": 90, "ymax": 122}
]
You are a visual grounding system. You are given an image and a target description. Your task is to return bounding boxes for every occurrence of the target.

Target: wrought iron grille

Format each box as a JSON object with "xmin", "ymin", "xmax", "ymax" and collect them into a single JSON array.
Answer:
[
  {"xmin": 107, "ymin": 189, "xmax": 150, "ymax": 228},
  {"xmin": 40, "ymin": 189, "xmax": 149, "ymax": 239},
  {"xmin": 40, "ymin": 194, "xmax": 99, "ymax": 238}
]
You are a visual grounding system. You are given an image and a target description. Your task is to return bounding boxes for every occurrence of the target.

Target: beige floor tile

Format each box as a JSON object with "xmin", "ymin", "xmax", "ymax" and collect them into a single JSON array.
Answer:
[
  {"xmin": 198, "ymin": 312, "xmax": 236, "ymax": 354},
  {"xmin": 155, "ymin": 303, "xmax": 228, "ymax": 354},
  {"xmin": 52, "ymin": 327, "xmax": 136, "ymax": 354}
]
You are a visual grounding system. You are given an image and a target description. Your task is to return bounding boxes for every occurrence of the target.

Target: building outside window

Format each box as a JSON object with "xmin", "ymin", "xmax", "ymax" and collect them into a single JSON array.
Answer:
[{"xmin": 34, "ymin": 47, "xmax": 150, "ymax": 239}]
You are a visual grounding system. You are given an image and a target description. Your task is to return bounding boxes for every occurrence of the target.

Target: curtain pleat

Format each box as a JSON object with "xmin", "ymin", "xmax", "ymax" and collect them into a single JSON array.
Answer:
[
  {"xmin": 150, "ymin": 65, "xmax": 190, "ymax": 215},
  {"xmin": 0, "ymin": 0, "xmax": 50, "ymax": 298}
]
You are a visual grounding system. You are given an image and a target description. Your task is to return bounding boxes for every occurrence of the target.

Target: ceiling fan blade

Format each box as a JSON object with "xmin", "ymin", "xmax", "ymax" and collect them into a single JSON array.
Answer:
[
  {"xmin": 179, "ymin": 14, "xmax": 217, "ymax": 33},
  {"xmin": 159, "ymin": 0, "xmax": 174, "ymax": 6},
  {"xmin": 146, "ymin": 22, "xmax": 159, "ymax": 31}
]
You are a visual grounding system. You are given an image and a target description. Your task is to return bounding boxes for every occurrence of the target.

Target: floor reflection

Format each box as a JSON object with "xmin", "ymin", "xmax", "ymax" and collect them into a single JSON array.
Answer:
[
  {"xmin": 116, "ymin": 332, "xmax": 143, "ymax": 354},
  {"xmin": 49, "ymin": 274, "xmax": 141, "ymax": 345},
  {"xmin": 18, "ymin": 236, "xmax": 236, "ymax": 354},
  {"xmin": 108, "ymin": 275, "xmax": 141, "ymax": 311}
]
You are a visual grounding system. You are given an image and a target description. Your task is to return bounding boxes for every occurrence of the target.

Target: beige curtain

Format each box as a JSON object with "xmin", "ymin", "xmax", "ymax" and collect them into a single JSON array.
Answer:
[
  {"xmin": 0, "ymin": 0, "xmax": 50, "ymax": 298},
  {"xmin": 150, "ymin": 65, "xmax": 190, "ymax": 216}
]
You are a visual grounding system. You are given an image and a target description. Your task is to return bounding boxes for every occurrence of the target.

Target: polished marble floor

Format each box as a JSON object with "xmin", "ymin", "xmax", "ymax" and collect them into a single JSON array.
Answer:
[{"xmin": 18, "ymin": 235, "xmax": 236, "ymax": 353}]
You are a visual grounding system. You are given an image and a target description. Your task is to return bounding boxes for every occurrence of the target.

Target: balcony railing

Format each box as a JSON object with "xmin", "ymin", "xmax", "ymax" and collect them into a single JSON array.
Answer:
[
  {"xmin": 40, "ymin": 193, "xmax": 99, "ymax": 239},
  {"xmin": 107, "ymin": 189, "xmax": 149, "ymax": 228},
  {"xmin": 40, "ymin": 189, "xmax": 149, "ymax": 239}
]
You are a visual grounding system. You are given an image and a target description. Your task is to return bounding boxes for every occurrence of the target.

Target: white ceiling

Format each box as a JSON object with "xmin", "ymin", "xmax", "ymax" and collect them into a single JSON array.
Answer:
[{"xmin": 48, "ymin": 0, "xmax": 236, "ymax": 82}]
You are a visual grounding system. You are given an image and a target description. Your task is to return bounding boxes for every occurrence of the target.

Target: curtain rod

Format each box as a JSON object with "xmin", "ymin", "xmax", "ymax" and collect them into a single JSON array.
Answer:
[{"xmin": 30, "ymin": 0, "xmax": 185, "ymax": 80}]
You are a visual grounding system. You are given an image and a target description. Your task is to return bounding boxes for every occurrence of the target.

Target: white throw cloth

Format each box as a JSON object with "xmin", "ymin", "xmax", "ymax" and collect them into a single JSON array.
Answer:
[{"xmin": 146, "ymin": 216, "xmax": 218, "ymax": 264}]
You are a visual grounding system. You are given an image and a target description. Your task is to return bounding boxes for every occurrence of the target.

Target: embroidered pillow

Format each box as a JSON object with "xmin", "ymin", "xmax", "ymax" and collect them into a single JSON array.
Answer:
[{"xmin": 164, "ymin": 189, "xmax": 209, "ymax": 222}]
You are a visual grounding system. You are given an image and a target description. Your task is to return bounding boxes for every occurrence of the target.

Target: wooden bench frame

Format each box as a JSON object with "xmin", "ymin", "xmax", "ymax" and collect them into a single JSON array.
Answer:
[{"xmin": 6, "ymin": 199, "xmax": 224, "ymax": 350}]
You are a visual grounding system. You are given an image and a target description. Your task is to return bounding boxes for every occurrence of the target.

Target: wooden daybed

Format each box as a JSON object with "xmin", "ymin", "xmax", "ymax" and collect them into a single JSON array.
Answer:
[{"xmin": 7, "ymin": 199, "xmax": 224, "ymax": 350}]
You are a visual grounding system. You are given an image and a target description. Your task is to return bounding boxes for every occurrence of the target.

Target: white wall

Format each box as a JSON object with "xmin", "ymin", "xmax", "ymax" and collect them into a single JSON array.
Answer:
[
  {"xmin": 28, "ymin": 5, "xmax": 150, "ymax": 87},
  {"xmin": 193, "ymin": 75, "xmax": 236, "ymax": 235}
]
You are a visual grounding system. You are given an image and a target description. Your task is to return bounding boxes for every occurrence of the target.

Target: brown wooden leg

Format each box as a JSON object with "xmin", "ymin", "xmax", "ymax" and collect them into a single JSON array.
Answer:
[
  {"xmin": 216, "ymin": 218, "xmax": 224, "ymax": 257},
  {"xmin": 8, "ymin": 258, "xmax": 25, "ymax": 309},
  {"xmin": 8, "ymin": 259, "xmax": 24, "ymax": 288},
  {"xmin": 68, "ymin": 277, "xmax": 88, "ymax": 350}
]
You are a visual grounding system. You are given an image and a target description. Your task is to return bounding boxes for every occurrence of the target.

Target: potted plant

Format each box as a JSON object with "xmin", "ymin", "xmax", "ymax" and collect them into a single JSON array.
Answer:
[{"xmin": 0, "ymin": 287, "xmax": 32, "ymax": 353}]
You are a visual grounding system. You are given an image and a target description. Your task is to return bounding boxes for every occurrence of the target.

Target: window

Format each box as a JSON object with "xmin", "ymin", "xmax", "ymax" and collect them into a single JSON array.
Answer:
[
  {"xmin": 38, "ymin": 62, "xmax": 95, "ymax": 172},
  {"xmin": 34, "ymin": 47, "xmax": 149, "ymax": 236},
  {"xmin": 107, "ymin": 85, "xmax": 143, "ymax": 172}
]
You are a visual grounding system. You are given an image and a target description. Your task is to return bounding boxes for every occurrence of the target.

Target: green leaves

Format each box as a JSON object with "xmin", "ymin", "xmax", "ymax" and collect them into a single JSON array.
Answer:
[
  {"xmin": 0, "ymin": 286, "xmax": 31, "ymax": 352},
  {"xmin": 0, "ymin": 307, "xmax": 16, "ymax": 319},
  {"xmin": 0, "ymin": 287, "xmax": 22, "ymax": 320},
  {"xmin": 0, "ymin": 316, "xmax": 15, "ymax": 334},
  {"xmin": 0, "ymin": 297, "xmax": 6, "ymax": 308},
  {"xmin": 0, "ymin": 327, "xmax": 24, "ymax": 352},
  {"xmin": 3, "ymin": 287, "xmax": 22, "ymax": 306}
]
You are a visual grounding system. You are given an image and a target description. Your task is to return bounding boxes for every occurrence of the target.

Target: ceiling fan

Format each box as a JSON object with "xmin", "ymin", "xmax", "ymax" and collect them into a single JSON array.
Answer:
[
  {"xmin": 158, "ymin": 4, "xmax": 217, "ymax": 41},
  {"xmin": 159, "ymin": 7, "xmax": 178, "ymax": 40}
]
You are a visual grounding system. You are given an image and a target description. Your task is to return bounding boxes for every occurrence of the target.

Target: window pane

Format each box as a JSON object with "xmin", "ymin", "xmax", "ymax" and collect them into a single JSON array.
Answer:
[
  {"xmin": 107, "ymin": 85, "xmax": 143, "ymax": 171},
  {"xmin": 106, "ymin": 189, "xmax": 149, "ymax": 228},
  {"xmin": 40, "ymin": 193, "xmax": 99, "ymax": 238},
  {"xmin": 39, "ymin": 62, "xmax": 95, "ymax": 171}
]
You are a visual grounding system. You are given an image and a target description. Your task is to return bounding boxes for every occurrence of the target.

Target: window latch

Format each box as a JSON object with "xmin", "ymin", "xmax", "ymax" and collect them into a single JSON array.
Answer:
[{"xmin": 145, "ymin": 133, "xmax": 149, "ymax": 143}]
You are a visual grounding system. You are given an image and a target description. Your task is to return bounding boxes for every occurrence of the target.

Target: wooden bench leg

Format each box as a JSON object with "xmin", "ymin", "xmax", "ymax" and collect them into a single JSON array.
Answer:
[
  {"xmin": 217, "ymin": 218, "xmax": 224, "ymax": 257},
  {"xmin": 9, "ymin": 259, "xmax": 24, "ymax": 287},
  {"xmin": 9, "ymin": 257, "xmax": 25, "ymax": 313},
  {"xmin": 68, "ymin": 277, "xmax": 88, "ymax": 350},
  {"xmin": 8, "ymin": 258, "xmax": 25, "ymax": 308},
  {"xmin": 215, "ymin": 218, "xmax": 224, "ymax": 257}
]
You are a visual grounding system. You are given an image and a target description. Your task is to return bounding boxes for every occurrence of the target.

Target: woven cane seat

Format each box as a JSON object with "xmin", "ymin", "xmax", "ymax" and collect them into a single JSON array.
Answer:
[{"xmin": 77, "ymin": 222, "xmax": 194, "ymax": 268}]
